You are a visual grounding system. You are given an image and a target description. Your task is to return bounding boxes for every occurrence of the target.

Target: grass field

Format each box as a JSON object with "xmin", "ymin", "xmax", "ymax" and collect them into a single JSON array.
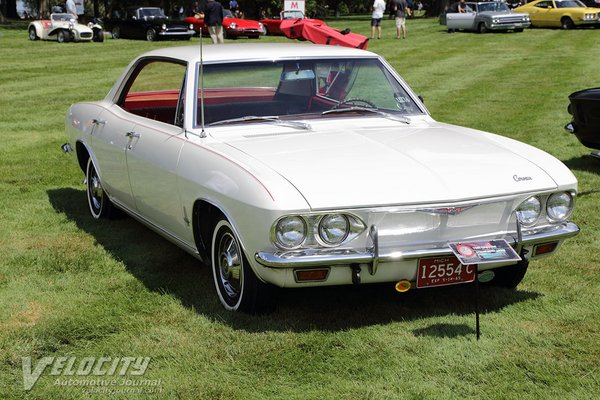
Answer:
[{"xmin": 1, "ymin": 17, "xmax": 600, "ymax": 399}]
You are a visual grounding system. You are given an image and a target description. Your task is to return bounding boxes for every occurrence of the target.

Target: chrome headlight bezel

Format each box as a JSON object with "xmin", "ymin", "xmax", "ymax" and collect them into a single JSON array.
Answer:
[
  {"xmin": 516, "ymin": 196, "xmax": 542, "ymax": 227},
  {"xmin": 546, "ymin": 191, "xmax": 574, "ymax": 222},
  {"xmin": 274, "ymin": 216, "xmax": 307, "ymax": 249},
  {"xmin": 272, "ymin": 213, "xmax": 366, "ymax": 250}
]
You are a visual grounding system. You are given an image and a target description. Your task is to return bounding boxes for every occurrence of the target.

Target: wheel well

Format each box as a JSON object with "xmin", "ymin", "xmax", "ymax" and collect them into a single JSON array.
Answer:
[
  {"xmin": 75, "ymin": 141, "xmax": 90, "ymax": 173},
  {"xmin": 192, "ymin": 200, "xmax": 225, "ymax": 263}
]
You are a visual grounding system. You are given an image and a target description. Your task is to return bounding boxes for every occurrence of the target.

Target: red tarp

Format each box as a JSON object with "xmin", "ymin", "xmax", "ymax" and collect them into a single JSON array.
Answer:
[{"xmin": 280, "ymin": 19, "xmax": 369, "ymax": 50}]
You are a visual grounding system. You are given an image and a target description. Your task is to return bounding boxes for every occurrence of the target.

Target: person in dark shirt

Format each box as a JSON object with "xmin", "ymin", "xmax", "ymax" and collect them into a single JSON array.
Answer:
[{"xmin": 197, "ymin": 0, "xmax": 224, "ymax": 44}]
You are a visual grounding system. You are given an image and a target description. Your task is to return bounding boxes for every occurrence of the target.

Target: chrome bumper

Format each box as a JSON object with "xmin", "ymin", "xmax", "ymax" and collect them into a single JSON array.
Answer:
[
  {"xmin": 255, "ymin": 221, "xmax": 579, "ymax": 270},
  {"xmin": 158, "ymin": 30, "xmax": 195, "ymax": 38}
]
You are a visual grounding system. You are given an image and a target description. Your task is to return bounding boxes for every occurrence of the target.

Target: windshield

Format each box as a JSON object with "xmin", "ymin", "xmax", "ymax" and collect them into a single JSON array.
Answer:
[
  {"xmin": 282, "ymin": 10, "xmax": 305, "ymax": 19},
  {"xmin": 195, "ymin": 58, "xmax": 423, "ymax": 127},
  {"xmin": 51, "ymin": 13, "xmax": 74, "ymax": 21},
  {"xmin": 138, "ymin": 8, "xmax": 166, "ymax": 18},
  {"xmin": 478, "ymin": 2, "xmax": 511, "ymax": 12}
]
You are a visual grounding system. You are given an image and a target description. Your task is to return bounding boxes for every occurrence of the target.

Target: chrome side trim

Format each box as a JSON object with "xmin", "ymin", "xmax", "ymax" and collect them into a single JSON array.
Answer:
[{"xmin": 254, "ymin": 221, "xmax": 580, "ymax": 269}]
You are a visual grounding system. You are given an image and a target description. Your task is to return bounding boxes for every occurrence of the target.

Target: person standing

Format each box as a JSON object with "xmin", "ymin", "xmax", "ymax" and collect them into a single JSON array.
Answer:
[
  {"xmin": 395, "ymin": 0, "xmax": 408, "ymax": 39},
  {"xmin": 370, "ymin": 0, "xmax": 386, "ymax": 39},
  {"xmin": 66, "ymin": 0, "xmax": 77, "ymax": 18},
  {"xmin": 198, "ymin": 0, "xmax": 225, "ymax": 44}
]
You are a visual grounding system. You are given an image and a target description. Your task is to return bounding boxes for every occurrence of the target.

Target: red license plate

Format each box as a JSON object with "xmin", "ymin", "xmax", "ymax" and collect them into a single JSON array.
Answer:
[{"xmin": 417, "ymin": 256, "xmax": 476, "ymax": 288}]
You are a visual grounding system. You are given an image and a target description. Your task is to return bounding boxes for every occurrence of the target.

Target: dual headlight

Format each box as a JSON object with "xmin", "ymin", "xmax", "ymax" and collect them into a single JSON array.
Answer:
[
  {"xmin": 516, "ymin": 191, "xmax": 574, "ymax": 227},
  {"xmin": 273, "ymin": 213, "xmax": 365, "ymax": 249}
]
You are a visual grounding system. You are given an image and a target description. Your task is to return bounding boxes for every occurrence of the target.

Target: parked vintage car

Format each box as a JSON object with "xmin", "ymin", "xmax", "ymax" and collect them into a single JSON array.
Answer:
[
  {"xmin": 184, "ymin": 9, "xmax": 266, "ymax": 38},
  {"xmin": 514, "ymin": 0, "xmax": 600, "ymax": 29},
  {"xmin": 260, "ymin": 10, "xmax": 325, "ymax": 35},
  {"xmin": 565, "ymin": 87, "xmax": 600, "ymax": 158},
  {"xmin": 63, "ymin": 43, "xmax": 579, "ymax": 313},
  {"xmin": 28, "ymin": 13, "xmax": 104, "ymax": 42},
  {"xmin": 441, "ymin": 2, "xmax": 531, "ymax": 33},
  {"xmin": 105, "ymin": 7, "xmax": 194, "ymax": 41}
]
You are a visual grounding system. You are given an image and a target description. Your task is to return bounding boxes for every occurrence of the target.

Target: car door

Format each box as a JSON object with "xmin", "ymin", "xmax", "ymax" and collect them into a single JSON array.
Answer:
[
  {"xmin": 446, "ymin": 3, "xmax": 478, "ymax": 30},
  {"xmin": 528, "ymin": 0, "xmax": 554, "ymax": 26},
  {"xmin": 117, "ymin": 58, "xmax": 190, "ymax": 241},
  {"xmin": 89, "ymin": 106, "xmax": 137, "ymax": 210}
]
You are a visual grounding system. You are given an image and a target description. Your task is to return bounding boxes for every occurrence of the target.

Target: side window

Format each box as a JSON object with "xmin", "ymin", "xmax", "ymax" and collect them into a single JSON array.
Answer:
[
  {"xmin": 120, "ymin": 60, "xmax": 186, "ymax": 126},
  {"xmin": 535, "ymin": 1, "xmax": 550, "ymax": 8}
]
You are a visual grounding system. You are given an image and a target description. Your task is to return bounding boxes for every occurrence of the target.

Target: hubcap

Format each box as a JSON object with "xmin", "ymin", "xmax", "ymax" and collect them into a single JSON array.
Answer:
[
  {"xmin": 217, "ymin": 232, "xmax": 242, "ymax": 300},
  {"xmin": 88, "ymin": 166, "xmax": 103, "ymax": 211}
]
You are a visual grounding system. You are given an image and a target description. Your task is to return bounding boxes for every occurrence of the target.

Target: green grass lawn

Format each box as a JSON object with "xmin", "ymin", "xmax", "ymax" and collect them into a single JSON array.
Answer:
[{"xmin": 1, "ymin": 17, "xmax": 600, "ymax": 399}]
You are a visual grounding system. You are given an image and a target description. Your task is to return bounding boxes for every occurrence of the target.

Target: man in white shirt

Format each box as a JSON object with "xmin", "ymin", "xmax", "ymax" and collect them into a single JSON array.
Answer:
[
  {"xmin": 66, "ymin": 0, "xmax": 77, "ymax": 18},
  {"xmin": 371, "ymin": 0, "xmax": 386, "ymax": 39}
]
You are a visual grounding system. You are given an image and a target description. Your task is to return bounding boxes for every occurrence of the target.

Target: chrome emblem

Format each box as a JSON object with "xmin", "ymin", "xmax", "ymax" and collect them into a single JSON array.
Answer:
[
  {"xmin": 422, "ymin": 206, "xmax": 474, "ymax": 216},
  {"xmin": 513, "ymin": 175, "xmax": 533, "ymax": 182}
]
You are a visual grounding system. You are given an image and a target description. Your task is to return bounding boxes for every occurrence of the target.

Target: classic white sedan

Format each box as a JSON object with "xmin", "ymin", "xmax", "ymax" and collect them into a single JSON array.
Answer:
[{"xmin": 63, "ymin": 44, "xmax": 579, "ymax": 313}]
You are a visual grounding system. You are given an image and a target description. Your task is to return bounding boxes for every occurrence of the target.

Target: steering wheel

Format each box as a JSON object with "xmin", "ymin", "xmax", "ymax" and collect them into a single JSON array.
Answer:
[{"xmin": 333, "ymin": 98, "xmax": 377, "ymax": 109}]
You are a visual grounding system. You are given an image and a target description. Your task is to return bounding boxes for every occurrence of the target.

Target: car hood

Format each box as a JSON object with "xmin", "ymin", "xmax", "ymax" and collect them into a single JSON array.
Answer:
[{"xmin": 217, "ymin": 118, "xmax": 563, "ymax": 209}]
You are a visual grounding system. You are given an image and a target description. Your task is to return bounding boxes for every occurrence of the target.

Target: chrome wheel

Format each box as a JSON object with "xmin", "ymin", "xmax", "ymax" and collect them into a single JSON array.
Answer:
[
  {"xmin": 29, "ymin": 27, "xmax": 38, "ymax": 41},
  {"xmin": 146, "ymin": 28, "xmax": 157, "ymax": 41},
  {"xmin": 213, "ymin": 220, "xmax": 243, "ymax": 308},
  {"xmin": 86, "ymin": 158, "xmax": 113, "ymax": 219},
  {"xmin": 112, "ymin": 27, "xmax": 120, "ymax": 39}
]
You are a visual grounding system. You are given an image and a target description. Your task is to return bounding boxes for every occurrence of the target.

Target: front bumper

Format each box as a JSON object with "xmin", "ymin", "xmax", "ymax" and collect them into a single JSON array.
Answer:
[
  {"xmin": 255, "ymin": 221, "xmax": 579, "ymax": 271},
  {"xmin": 158, "ymin": 29, "xmax": 195, "ymax": 39},
  {"xmin": 488, "ymin": 22, "xmax": 530, "ymax": 30}
]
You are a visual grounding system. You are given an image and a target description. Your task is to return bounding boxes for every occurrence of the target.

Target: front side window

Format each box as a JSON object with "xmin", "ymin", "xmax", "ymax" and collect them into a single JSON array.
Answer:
[
  {"xmin": 119, "ymin": 60, "xmax": 186, "ymax": 126},
  {"xmin": 196, "ymin": 58, "xmax": 422, "ymax": 126}
]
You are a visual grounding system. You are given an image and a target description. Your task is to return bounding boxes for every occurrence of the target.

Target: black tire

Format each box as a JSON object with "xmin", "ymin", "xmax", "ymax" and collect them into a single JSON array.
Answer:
[
  {"xmin": 29, "ymin": 27, "xmax": 38, "ymax": 41},
  {"xmin": 488, "ymin": 260, "xmax": 529, "ymax": 289},
  {"xmin": 561, "ymin": 17, "xmax": 574, "ymax": 30},
  {"xmin": 478, "ymin": 22, "xmax": 488, "ymax": 34},
  {"xmin": 86, "ymin": 158, "xmax": 115, "ymax": 219},
  {"xmin": 146, "ymin": 28, "xmax": 157, "ymax": 41},
  {"xmin": 57, "ymin": 29, "xmax": 71, "ymax": 43},
  {"xmin": 515, "ymin": 28, "xmax": 524, "ymax": 32},
  {"xmin": 93, "ymin": 28, "xmax": 104, "ymax": 42},
  {"xmin": 112, "ymin": 26, "xmax": 120, "ymax": 39},
  {"xmin": 211, "ymin": 218, "xmax": 274, "ymax": 313}
]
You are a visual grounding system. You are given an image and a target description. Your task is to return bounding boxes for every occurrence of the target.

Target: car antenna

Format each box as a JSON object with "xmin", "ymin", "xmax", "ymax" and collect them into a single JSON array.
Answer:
[{"xmin": 199, "ymin": 24, "xmax": 207, "ymax": 138}]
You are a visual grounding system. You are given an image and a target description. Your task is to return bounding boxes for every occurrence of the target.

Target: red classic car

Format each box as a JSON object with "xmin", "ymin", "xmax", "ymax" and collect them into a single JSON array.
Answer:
[
  {"xmin": 260, "ymin": 10, "xmax": 325, "ymax": 35},
  {"xmin": 185, "ymin": 9, "xmax": 266, "ymax": 39}
]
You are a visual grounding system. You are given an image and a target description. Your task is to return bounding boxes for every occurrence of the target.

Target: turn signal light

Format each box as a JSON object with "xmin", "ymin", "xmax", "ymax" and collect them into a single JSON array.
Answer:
[
  {"xmin": 533, "ymin": 242, "xmax": 558, "ymax": 256},
  {"xmin": 395, "ymin": 279, "xmax": 411, "ymax": 293},
  {"xmin": 294, "ymin": 269, "xmax": 329, "ymax": 282}
]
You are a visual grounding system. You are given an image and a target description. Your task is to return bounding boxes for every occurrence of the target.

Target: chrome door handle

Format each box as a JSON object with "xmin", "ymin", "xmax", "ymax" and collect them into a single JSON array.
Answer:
[
  {"xmin": 92, "ymin": 119, "xmax": 106, "ymax": 125},
  {"xmin": 125, "ymin": 131, "xmax": 140, "ymax": 138}
]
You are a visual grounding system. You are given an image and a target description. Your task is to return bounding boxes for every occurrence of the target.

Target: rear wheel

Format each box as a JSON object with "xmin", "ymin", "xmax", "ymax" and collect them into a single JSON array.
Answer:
[
  {"xmin": 28, "ymin": 27, "xmax": 38, "ymax": 40},
  {"xmin": 561, "ymin": 17, "xmax": 574, "ymax": 30},
  {"xmin": 57, "ymin": 29, "xmax": 71, "ymax": 43},
  {"xmin": 86, "ymin": 158, "xmax": 115, "ymax": 219},
  {"xmin": 211, "ymin": 218, "xmax": 274, "ymax": 313},
  {"xmin": 112, "ymin": 26, "xmax": 120, "ymax": 39},
  {"xmin": 488, "ymin": 260, "xmax": 529, "ymax": 288}
]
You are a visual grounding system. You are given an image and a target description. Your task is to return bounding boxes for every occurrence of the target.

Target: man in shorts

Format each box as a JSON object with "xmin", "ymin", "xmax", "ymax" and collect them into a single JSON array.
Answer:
[
  {"xmin": 371, "ymin": 0, "xmax": 386, "ymax": 39},
  {"xmin": 395, "ymin": 0, "xmax": 408, "ymax": 39}
]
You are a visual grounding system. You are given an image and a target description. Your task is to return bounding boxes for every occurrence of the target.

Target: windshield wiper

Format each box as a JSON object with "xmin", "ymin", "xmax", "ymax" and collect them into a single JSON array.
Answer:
[
  {"xmin": 208, "ymin": 115, "xmax": 312, "ymax": 130},
  {"xmin": 322, "ymin": 107, "xmax": 411, "ymax": 124}
]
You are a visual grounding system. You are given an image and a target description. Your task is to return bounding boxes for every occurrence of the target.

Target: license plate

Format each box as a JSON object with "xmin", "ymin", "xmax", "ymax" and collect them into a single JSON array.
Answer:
[{"xmin": 417, "ymin": 256, "xmax": 476, "ymax": 288}]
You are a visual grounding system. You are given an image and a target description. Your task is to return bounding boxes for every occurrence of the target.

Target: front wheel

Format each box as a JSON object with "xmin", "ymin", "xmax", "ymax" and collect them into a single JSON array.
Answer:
[
  {"xmin": 211, "ymin": 219, "xmax": 274, "ymax": 313},
  {"xmin": 92, "ymin": 28, "xmax": 104, "ymax": 42},
  {"xmin": 57, "ymin": 29, "xmax": 71, "ymax": 43},
  {"xmin": 86, "ymin": 158, "xmax": 115, "ymax": 219},
  {"xmin": 478, "ymin": 22, "xmax": 488, "ymax": 34},
  {"xmin": 488, "ymin": 260, "xmax": 529, "ymax": 288},
  {"xmin": 561, "ymin": 17, "xmax": 574, "ymax": 30},
  {"xmin": 146, "ymin": 28, "xmax": 157, "ymax": 41},
  {"xmin": 112, "ymin": 26, "xmax": 120, "ymax": 39}
]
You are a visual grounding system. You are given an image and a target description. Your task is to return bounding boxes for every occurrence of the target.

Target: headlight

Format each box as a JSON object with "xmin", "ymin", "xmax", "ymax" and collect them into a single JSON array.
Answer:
[
  {"xmin": 259, "ymin": 23, "xmax": 264, "ymax": 29},
  {"xmin": 318, "ymin": 214, "xmax": 349, "ymax": 245},
  {"xmin": 162, "ymin": 24, "xmax": 167, "ymax": 30},
  {"xmin": 229, "ymin": 23, "xmax": 237, "ymax": 29},
  {"xmin": 516, "ymin": 196, "xmax": 541, "ymax": 226},
  {"xmin": 546, "ymin": 192, "xmax": 574, "ymax": 221},
  {"xmin": 275, "ymin": 216, "xmax": 306, "ymax": 249},
  {"xmin": 189, "ymin": 24, "xmax": 194, "ymax": 30}
]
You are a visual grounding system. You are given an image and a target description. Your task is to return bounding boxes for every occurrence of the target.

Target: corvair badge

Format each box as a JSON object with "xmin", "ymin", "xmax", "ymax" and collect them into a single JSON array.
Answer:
[
  {"xmin": 513, "ymin": 175, "xmax": 533, "ymax": 182},
  {"xmin": 421, "ymin": 206, "xmax": 474, "ymax": 216}
]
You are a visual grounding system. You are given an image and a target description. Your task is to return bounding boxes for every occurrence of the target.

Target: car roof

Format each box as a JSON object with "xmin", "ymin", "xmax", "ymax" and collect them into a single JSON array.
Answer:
[{"xmin": 138, "ymin": 43, "xmax": 379, "ymax": 64}]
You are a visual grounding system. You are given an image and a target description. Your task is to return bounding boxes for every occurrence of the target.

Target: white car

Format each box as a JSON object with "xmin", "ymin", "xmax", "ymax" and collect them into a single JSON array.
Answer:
[
  {"xmin": 63, "ymin": 44, "xmax": 579, "ymax": 313},
  {"xmin": 28, "ymin": 13, "xmax": 104, "ymax": 43}
]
